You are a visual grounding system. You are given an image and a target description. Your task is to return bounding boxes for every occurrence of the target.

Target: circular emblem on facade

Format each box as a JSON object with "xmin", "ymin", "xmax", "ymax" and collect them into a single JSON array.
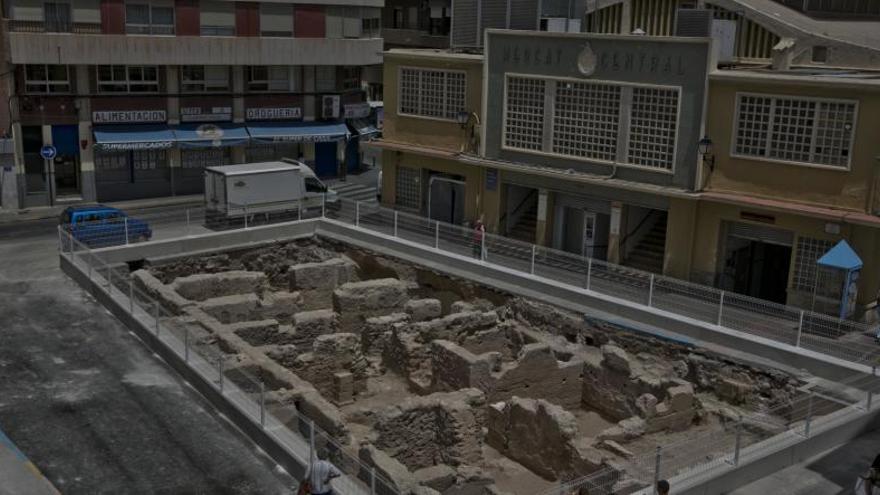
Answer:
[
  {"xmin": 195, "ymin": 124, "xmax": 224, "ymax": 147},
  {"xmin": 578, "ymin": 43, "xmax": 598, "ymax": 76}
]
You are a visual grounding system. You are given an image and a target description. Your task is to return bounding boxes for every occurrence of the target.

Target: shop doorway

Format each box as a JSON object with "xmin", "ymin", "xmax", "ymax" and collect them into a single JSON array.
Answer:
[
  {"xmin": 314, "ymin": 142, "xmax": 338, "ymax": 178},
  {"xmin": 21, "ymin": 126, "xmax": 48, "ymax": 206},
  {"xmin": 428, "ymin": 176, "xmax": 465, "ymax": 225},
  {"xmin": 720, "ymin": 223, "xmax": 793, "ymax": 304},
  {"xmin": 561, "ymin": 207, "xmax": 609, "ymax": 259},
  {"xmin": 51, "ymin": 125, "xmax": 81, "ymax": 198}
]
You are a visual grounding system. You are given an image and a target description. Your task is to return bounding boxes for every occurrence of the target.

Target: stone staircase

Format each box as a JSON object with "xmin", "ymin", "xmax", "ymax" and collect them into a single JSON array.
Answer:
[
  {"xmin": 624, "ymin": 212, "xmax": 668, "ymax": 274},
  {"xmin": 508, "ymin": 204, "xmax": 538, "ymax": 244}
]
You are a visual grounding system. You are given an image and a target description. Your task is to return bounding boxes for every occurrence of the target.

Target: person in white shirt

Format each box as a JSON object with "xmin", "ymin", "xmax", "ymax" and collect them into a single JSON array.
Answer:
[{"xmin": 305, "ymin": 450, "xmax": 341, "ymax": 495}]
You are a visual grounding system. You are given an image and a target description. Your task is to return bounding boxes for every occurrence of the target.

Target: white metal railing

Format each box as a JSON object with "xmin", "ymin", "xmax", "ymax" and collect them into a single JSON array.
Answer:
[{"xmin": 57, "ymin": 196, "xmax": 880, "ymax": 495}]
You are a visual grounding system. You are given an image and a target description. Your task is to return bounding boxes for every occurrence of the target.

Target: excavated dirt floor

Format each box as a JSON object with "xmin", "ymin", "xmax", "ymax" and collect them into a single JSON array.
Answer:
[{"xmin": 125, "ymin": 237, "xmax": 844, "ymax": 495}]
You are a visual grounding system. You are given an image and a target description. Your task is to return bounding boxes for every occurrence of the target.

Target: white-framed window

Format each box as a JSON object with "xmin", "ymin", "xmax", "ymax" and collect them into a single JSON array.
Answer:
[
  {"xmin": 246, "ymin": 66, "xmax": 299, "ymax": 92},
  {"xmin": 395, "ymin": 166, "xmax": 421, "ymax": 210},
  {"xmin": 200, "ymin": 0, "xmax": 235, "ymax": 36},
  {"xmin": 260, "ymin": 3, "xmax": 292, "ymax": 37},
  {"xmin": 398, "ymin": 67, "xmax": 466, "ymax": 121},
  {"xmin": 505, "ymin": 76, "xmax": 546, "ymax": 152},
  {"xmin": 792, "ymin": 236, "xmax": 836, "ymax": 291},
  {"xmin": 181, "ymin": 66, "xmax": 230, "ymax": 93},
  {"xmin": 733, "ymin": 93, "xmax": 857, "ymax": 169},
  {"xmin": 24, "ymin": 64, "xmax": 71, "ymax": 94},
  {"xmin": 125, "ymin": 0, "xmax": 174, "ymax": 34},
  {"xmin": 503, "ymin": 74, "xmax": 680, "ymax": 171},
  {"xmin": 97, "ymin": 65, "xmax": 160, "ymax": 93},
  {"xmin": 552, "ymin": 81, "xmax": 620, "ymax": 161},
  {"xmin": 627, "ymin": 86, "xmax": 679, "ymax": 170}
]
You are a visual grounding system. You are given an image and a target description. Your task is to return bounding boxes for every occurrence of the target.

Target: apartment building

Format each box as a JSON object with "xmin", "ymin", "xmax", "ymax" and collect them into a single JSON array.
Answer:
[
  {"xmin": 0, "ymin": 0, "xmax": 383, "ymax": 208},
  {"xmin": 373, "ymin": 26, "xmax": 880, "ymax": 318}
]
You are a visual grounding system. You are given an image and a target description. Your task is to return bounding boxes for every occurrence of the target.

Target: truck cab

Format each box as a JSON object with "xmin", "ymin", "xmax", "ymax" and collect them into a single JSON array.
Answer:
[{"xmin": 60, "ymin": 205, "xmax": 152, "ymax": 248}]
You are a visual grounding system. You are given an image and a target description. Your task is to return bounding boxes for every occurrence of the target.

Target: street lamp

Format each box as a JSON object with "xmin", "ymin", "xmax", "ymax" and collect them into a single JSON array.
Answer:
[
  {"xmin": 698, "ymin": 135, "xmax": 715, "ymax": 170},
  {"xmin": 456, "ymin": 110, "xmax": 470, "ymax": 129}
]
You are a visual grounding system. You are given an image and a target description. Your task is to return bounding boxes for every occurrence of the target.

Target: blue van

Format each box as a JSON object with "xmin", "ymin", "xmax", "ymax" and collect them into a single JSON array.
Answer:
[{"xmin": 60, "ymin": 205, "xmax": 152, "ymax": 248}]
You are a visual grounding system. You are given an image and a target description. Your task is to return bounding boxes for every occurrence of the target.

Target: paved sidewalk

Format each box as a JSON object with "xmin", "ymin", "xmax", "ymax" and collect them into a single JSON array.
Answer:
[
  {"xmin": 0, "ymin": 194, "xmax": 203, "ymax": 224},
  {"xmin": 0, "ymin": 429, "xmax": 58, "ymax": 495}
]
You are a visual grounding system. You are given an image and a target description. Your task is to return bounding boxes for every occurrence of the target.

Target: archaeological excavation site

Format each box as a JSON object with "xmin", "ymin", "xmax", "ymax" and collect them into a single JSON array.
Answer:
[{"xmin": 125, "ymin": 237, "xmax": 839, "ymax": 495}]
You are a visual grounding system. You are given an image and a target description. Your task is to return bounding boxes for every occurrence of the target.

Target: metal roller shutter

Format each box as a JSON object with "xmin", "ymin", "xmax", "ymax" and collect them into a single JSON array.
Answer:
[{"xmin": 726, "ymin": 221, "xmax": 793, "ymax": 246}]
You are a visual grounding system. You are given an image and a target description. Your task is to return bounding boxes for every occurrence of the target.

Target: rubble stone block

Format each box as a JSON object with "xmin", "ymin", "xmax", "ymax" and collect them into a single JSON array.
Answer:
[
  {"xmin": 716, "ymin": 377, "xmax": 754, "ymax": 405},
  {"xmin": 333, "ymin": 278, "xmax": 410, "ymax": 314},
  {"xmin": 199, "ymin": 293, "xmax": 261, "ymax": 323},
  {"xmin": 292, "ymin": 309, "xmax": 340, "ymax": 346},
  {"xmin": 405, "ymin": 298, "xmax": 442, "ymax": 322},
  {"xmin": 635, "ymin": 393, "xmax": 658, "ymax": 419},
  {"xmin": 229, "ymin": 319, "xmax": 297, "ymax": 346},
  {"xmin": 602, "ymin": 440, "xmax": 635, "ymax": 459},
  {"xmin": 288, "ymin": 257, "xmax": 357, "ymax": 291},
  {"xmin": 667, "ymin": 381, "xmax": 695, "ymax": 413},
  {"xmin": 260, "ymin": 291, "xmax": 304, "ymax": 322},
  {"xmin": 333, "ymin": 371, "xmax": 354, "ymax": 405},
  {"xmin": 413, "ymin": 464, "xmax": 457, "ymax": 492},
  {"xmin": 430, "ymin": 340, "xmax": 493, "ymax": 393},
  {"xmin": 172, "ymin": 270, "xmax": 266, "ymax": 301},
  {"xmin": 132, "ymin": 269, "xmax": 194, "ymax": 313},
  {"xmin": 363, "ymin": 313, "xmax": 409, "ymax": 356},
  {"xmin": 602, "ymin": 344, "xmax": 633, "ymax": 373}
]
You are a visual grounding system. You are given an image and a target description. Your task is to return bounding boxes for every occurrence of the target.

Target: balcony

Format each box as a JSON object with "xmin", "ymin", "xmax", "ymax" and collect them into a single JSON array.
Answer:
[
  {"xmin": 382, "ymin": 28, "xmax": 449, "ymax": 49},
  {"xmin": 6, "ymin": 19, "xmax": 101, "ymax": 34},
  {"xmin": 7, "ymin": 30, "xmax": 384, "ymax": 66}
]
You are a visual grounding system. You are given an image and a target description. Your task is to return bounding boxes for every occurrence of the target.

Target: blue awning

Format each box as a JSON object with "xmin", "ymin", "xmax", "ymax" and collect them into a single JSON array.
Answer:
[
  {"xmin": 93, "ymin": 124, "xmax": 175, "ymax": 151},
  {"xmin": 348, "ymin": 119, "xmax": 380, "ymax": 138},
  {"xmin": 246, "ymin": 121, "xmax": 350, "ymax": 144},
  {"xmin": 818, "ymin": 240, "xmax": 863, "ymax": 271},
  {"xmin": 173, "ymin": 123, "xmax": 250, "ymax": 149}
]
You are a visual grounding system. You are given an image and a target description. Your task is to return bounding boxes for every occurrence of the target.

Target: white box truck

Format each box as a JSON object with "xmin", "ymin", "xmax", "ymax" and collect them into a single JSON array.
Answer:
[{"xmin": 204, "ymin": 161, "xmax": 336, "ymax": 228}]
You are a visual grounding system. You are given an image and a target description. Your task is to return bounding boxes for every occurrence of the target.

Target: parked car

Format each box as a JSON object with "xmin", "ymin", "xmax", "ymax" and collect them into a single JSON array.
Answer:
[{"xmin": 60, "ymin": 205, "xmax": 152, "ymax": 248}]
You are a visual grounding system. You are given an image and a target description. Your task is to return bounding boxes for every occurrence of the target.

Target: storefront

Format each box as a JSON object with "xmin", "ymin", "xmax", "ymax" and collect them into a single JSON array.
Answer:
[
  {"xmin": 246, "ymin": 121, "xmax": 350, "ymax": 177},
  {"xmin": 92, "ymin": 123, "xmax": 175, "ymax": 202},
  {"xmin": 174, "ymin": 122, "xmax": 248, "ymax": 195}
]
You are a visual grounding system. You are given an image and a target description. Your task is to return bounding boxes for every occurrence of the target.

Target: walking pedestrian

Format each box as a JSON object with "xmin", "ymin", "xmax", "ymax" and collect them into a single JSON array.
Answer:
[
  {"xmin": 473, "ymin": 217, "xmax": 486, "ymax": 260},
  {"xmin": 856, "ymin": 454, "xmax": 880, "ymax": 495},
  {"xmin": 302, "ymin": 449, "xmax": 341, "ymax": 495}
]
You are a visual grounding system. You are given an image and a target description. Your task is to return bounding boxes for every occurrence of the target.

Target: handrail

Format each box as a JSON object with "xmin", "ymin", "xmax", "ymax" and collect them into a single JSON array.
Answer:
[{"xmin": 500, "ymin": 188, "xmax": 538, "ymax": 231}]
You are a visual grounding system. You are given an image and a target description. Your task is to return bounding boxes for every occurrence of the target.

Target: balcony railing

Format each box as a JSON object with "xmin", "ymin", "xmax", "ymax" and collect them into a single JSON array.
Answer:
[{"xmin": 6, "ymin": 19, "xmax": 102, "ymax": 34}]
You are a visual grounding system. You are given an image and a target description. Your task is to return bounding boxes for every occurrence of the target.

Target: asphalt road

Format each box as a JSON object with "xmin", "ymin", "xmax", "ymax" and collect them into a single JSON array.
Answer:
[{"xmin": 0, "ymin": 217, "xmax": 295, "ymax": 494}]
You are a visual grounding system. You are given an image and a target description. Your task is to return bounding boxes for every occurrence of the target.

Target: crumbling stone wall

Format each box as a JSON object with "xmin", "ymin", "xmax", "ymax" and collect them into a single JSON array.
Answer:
[
  {"xmin": 287, "ymin": 333, "xmax": 368, "ymax": 402},
  {"xmin": 171, "ymin": 270, "xmax": 267, "ymax": 301},
  {"xmin": 373, "ymin": 389, "xmax": 486, "ymax": 470},
  {"xmin": 430, "ymin": 340, "xmax": 496, "ymax": 393},
  {"xmin": 487, "ymin": 397, "xmax": 603, "ymax": 481}
]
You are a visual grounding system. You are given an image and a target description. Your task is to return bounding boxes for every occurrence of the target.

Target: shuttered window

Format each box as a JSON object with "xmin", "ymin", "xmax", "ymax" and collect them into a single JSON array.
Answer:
[
  {"xmin": 260, "ymin": 3, "xmax": 292, "ymax": 36},
  {"xmin": 200, "ymin": 0, "xmax": 234, "ymax": 35}
]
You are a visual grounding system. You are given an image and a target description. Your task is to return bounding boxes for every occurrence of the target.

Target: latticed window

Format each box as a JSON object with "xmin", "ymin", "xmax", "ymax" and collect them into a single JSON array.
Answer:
[
  {"xmin": 627, "ymin": 87, "xmax": 679, "ymax": 170},
  {"xmin": 552, "ymin": 81, "xmax": 620, "ymax": 162},
  {"xmin": 734, "ymin": 93, "xmax": 856, "ymax": 168},
  {"xmin": 395, "ymin": 166, "xmax": 421, "ymax": 210},
  {"xmin": 792, "ymin": 237, "xmax": 836, "ymax": 291},
  {"xmin": 504, "ymin": 76, "xmax": 545, "ymax": 152},
  {"xmin": 398, "ymin": 67, "xmax": 466, "ymax": 120}
]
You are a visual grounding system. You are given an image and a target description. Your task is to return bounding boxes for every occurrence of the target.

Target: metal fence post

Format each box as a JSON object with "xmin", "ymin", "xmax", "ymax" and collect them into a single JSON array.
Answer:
[
  {"xmin": 717, "ymin": 290, "xmax": 725, "ymax": 327},
  {"xmin": 804, "ymin": 392, "xmax": 814, "ymax": 437},
  {"xmin": 124, "ymin": 217, "xmax": 129, "ymax": 245},
  {"xmin": 154, "ymin": 301, "xmax": 160, "ymax": 334},
  {"xmin": 321, "ymin": 193, "xmax": 326, "ymax": 218},
  {"xmin": 218, "ymin": 357, "xmax": 224, "ymax": 392},
  {"xmin": 309, "ymin": 419, "xmax": 316, "ymax": 464},
  {"xmin": 796, "ymin": 310, "xmax": 805, "ymax": 348},
  {"xmin": 106, "ymin": 265, "xmax": 112, "ymax": 290},
  {"xmin": 298, "ymin": 199, "xmax": 302, "ymax": 221},
  {"xmin": 128, "ymin": 278, "xmax": 134, "ymax": 314},
  {"xmin": 370, "ymin": 467, "xmax": 377, "ymax": 494},
  {"xmin": 653, "ymin": 446, "xmax": 662, "ymax": 494},
  {"xmin": 260, "ymin": 380, "xmax": 266, "ymax": 428},
  {"xmin": 186, "ymin": 209, "xmax": 192, "ymax": 236},
  {"xmin": 733, "ymin": 414, "xmax": 743, "ymax": 466},
  {"xmin": 530, "ymin": 245, "xmax": 536, "ymax": 275},
  {"xmin": 868, "ymin": 366, "xmax": 876, "ymax": 411},
  {"xmin": 394, "ymin": 211, "xmax": 398, "ymax": 237},
  {"xmin": 184, "ymin": 326, "xmax": 190, "ymax": 363},
  {"xmin": 244, "ymin": 203, "xmax": 249, "ymax": 229},
  {"xmin": 586, "ymin": 258, "xmax": 593, "ymax": 291},
  {"xmin": 648, "ymin": 274, "xmax": 655, "ymax": 307},
  {"xmin": 481, "ymin": 232, "xmax": 486, "ymax": 261},
  {"xmin": 356, "ymin": 201, "xmax": 360, "ymax": 227},
  {"xmin": 434, "ymin": 221, "xmax": 440, "ymax": 249}
]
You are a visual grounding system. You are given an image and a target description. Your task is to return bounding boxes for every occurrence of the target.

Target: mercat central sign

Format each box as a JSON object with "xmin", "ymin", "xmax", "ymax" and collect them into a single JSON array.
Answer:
[{"xmin": 501, "ymin": 42, "xmax": 687, "ymax": 77}]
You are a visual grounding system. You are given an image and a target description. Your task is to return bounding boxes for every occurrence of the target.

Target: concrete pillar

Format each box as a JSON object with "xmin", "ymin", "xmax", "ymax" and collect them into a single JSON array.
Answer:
[
  {"xmin": 167, "ymin": 67, "xmax": 180, "ymax": 124},
  {"xmin": 663, "ymin": 198, "xmax": 698, "ymax": 278},
  {"xmin": 231, "ymin": 146, "xmax": 246, "ymax": 164},
  {"xmin": 620, "ymin": 0, "xmax": 632, "ymax": 34},
  {"xmin": 168, "ymin": 147, "xmax": 181, "ymax": 196},
  {"xmin": 303, "ymin": 66, "xmax": 316, "ymax": 121},
  {"xmin": 42, "ymin": 124, "xmax": 54, "ymax": 205},
  {"xmin": 607, "ymin": 201, "xmax": 623, "ymax": 264},
  {"xmin": 79, "ymin": 121, "xmax": 96, "ymax": 201},
  {"xmin": 232, "ymin": 66, "xmax": 245, "ymax": 123},
  {"xmin": 11, "ymin": 123, "xmax": 26, "ymax": 208},
  {"xmin": 535, "ymin": 188, "xmax": 549, "ymax": 246}
]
